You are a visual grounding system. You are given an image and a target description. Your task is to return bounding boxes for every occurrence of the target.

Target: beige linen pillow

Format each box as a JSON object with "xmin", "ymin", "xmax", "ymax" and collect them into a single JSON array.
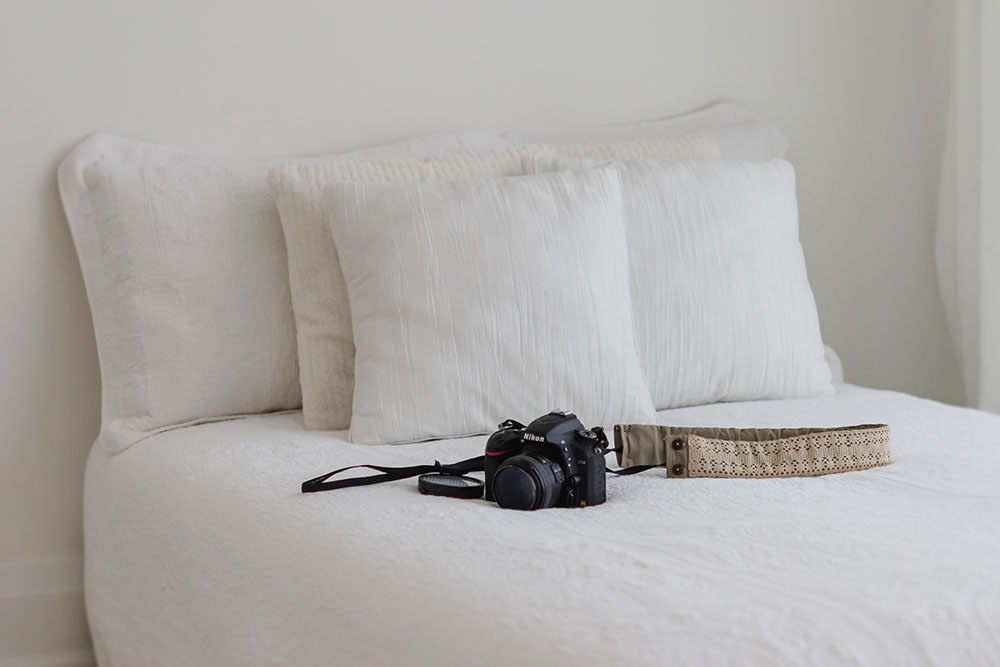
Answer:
[
  {"xmin": 59, "ymin": 130, "xmax": 507, "ymax": 453},
  {"xmin": 269, "ymin": 145, "xmax": 558, "ymax": 430},
  {"xmin": 506, "ymin": 101, "xmax": 788, "ymax": 160},
  {"xmin": 553, "ymin": 135, "xmax": 720, "ymax": 161}
]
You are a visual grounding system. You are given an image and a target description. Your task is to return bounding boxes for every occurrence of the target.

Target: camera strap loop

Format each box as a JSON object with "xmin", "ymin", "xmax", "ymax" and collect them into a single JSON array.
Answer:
[
  {"xmin": 301, "ymin": 456, "xmax": 485, "ymax": 493},
  {"xmin": 601, "ymin": 437, "xmax": 662, "ymax": 476},
  {"xmin": 607, "ymin": 463, "xmax": 661, "ymax": 476}
]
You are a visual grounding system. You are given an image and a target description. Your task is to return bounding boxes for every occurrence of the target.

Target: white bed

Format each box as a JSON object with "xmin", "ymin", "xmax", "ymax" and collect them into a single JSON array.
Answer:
[{"xmin": 84, "ymin": 383, "xmax": 1000, "ymax": 666}]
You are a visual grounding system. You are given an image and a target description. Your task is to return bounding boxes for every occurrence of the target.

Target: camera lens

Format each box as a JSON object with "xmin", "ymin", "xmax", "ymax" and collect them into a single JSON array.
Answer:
[{"xmin": 492, "ymin": 454, "xmax": 564, "ymax": 510}]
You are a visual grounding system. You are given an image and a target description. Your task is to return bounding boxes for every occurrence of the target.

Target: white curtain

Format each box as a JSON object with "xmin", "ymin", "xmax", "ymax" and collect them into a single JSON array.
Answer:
[{"xmin": 938, "ymin": 0, "xmax": 1000, "ymax": 412}]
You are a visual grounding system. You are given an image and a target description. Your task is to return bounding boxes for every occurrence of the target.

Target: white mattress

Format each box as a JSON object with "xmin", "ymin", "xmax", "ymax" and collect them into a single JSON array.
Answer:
[{"xmin": 84, "ymin": 384, "xmax": 1000, "ymax": 666}]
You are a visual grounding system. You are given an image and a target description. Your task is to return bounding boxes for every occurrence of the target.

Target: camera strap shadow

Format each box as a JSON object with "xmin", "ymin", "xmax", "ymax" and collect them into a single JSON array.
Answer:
[{"xmin": 613, "ymin": 423, "xmax": 892, "ymax": 478}]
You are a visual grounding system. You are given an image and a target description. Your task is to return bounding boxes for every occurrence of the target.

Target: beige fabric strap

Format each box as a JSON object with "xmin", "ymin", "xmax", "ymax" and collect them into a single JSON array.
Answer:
[{"xmin": 613, "ymin": 424, "xmax": 891, "ymax": 478}]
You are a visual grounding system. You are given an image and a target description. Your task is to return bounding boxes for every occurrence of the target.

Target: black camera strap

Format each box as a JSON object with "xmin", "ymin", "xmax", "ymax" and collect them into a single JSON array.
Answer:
[
  {"xmin": 301, "ymin": 456, "xmax": 485, "ymax": 493},
  {"xmin": 606, "ymin": 462, "xmax": 661, "ymax": 475},
  {"xmin": 598, "ymin": 428, "xmax": 662, "ymax": 476},
  {"xmin": 301, "ymin": 448, "xmax": 655, "ymax": 494}
]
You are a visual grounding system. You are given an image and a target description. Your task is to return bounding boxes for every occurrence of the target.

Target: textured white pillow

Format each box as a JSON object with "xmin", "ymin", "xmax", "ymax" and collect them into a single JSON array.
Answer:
[
  {"xmin": 324, "ymin": 167, "xmax": 657, "ymax": 445},
  {"xmin": 506, "ymin": 101, "xmax": 788, "ymax": 161},
  {"xmin": 617, "ymin": 159, "xmax": 832, "ymax": 408},
  {"xmin": 58, "ymin": 131, "xmax": 508, "ymax": 452},
  {"xmin": 269, "ymin": 145, "xmax": 557, "ymax": 431}
]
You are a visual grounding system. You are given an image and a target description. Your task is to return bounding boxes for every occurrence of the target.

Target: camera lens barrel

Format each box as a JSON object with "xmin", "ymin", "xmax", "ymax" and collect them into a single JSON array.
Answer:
[{"xmin": 492, "ymin": 454, "xmax": 564, "ymax": 510}]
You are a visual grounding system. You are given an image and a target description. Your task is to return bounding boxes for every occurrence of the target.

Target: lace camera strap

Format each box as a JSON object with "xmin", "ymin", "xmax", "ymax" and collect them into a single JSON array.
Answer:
[{"xmin": 613, "ymin": 424, "xmax": 891, "ymax": 478}]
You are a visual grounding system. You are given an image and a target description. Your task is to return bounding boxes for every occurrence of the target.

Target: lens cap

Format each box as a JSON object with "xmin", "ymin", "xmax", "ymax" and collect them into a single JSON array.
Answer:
[{"xmin": 417, "ymin": 473, "xmax": 484, "ymax": 499}]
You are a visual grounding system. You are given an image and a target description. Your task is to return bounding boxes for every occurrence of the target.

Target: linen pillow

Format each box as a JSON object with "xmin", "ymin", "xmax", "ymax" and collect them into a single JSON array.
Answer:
[
  {"xmin": 58, "ymin": 131, "xmax": 508, "ymax": 452},
  {"xmin": 324, "ymin": 167, "xmax": 656, "ymax": 445},
  {"xmin": 605, "ymin": 159, "xmax": 832, "ymax": 408},
  {"xmin": 269, "ymin": 145, "xmax": 558, "ymax": 431},
  {"xmin": 520, "ymin": 133, "xmax": 723, "ymax": 176},
  {"xmin": 505, "ymin": 101, "xmax": 789, "ymax": 161}
]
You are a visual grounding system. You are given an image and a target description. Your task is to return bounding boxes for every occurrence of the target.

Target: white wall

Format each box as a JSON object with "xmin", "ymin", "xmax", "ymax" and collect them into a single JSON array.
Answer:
[{"xmin": 0, "ymin": 0, "xmax": 957, "ymax": 662}]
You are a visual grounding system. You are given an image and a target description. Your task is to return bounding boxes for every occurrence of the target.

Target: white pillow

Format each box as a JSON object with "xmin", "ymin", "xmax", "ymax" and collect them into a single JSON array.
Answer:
[
  {"xmin": 268, "ymin": 145, "xmax": 557, "ymax": 431},
  {"xmin": 324, "ymin": 167, "xmax": 657, "ymax": 445},
  {"xmin": 615, "ymin": 159, "xmax": 832, "ymax": 408},
  {"xmin": 57, "ymin": 131, "xmax": 508, "ymax": 452},
  {"xmin": 506, "ymin": 101, "xmax": 788, "ymax": 161}
]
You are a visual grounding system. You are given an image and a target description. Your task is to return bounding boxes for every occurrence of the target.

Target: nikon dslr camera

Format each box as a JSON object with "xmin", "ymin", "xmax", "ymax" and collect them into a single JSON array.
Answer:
[{"xmin": 484, "ymin": 411, "xmax": 607, "ymax": 510}]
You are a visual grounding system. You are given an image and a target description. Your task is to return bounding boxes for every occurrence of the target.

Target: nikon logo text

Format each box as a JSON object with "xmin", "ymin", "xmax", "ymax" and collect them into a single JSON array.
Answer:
[{"xmin": 522, "ymin": 433, "xmax": 546, "ymax": 443}]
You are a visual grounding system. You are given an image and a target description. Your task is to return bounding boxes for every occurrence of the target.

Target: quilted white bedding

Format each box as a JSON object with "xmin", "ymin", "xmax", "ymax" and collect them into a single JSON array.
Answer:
[{"xmin": 84, "ymin": 384, "xmax": 1000, "ymax": 666}]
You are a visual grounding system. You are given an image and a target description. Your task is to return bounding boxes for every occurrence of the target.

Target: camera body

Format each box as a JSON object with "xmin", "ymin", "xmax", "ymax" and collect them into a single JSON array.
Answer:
[{"xmin": 484, "ymin": 411, "xmax": 607, "ymax": 510}]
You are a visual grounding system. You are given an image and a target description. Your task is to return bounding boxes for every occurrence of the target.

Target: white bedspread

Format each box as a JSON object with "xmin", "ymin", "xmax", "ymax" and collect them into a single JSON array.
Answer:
[{"xmin": 84, "ymin": 385, "xmax": 1000, "ymax": 666}]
